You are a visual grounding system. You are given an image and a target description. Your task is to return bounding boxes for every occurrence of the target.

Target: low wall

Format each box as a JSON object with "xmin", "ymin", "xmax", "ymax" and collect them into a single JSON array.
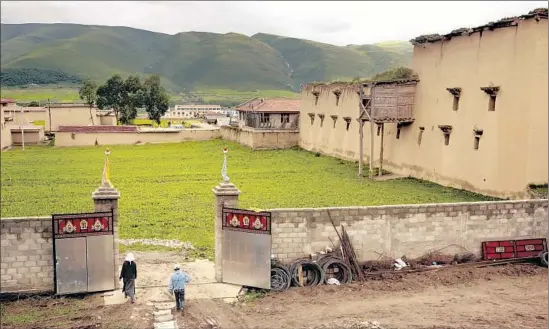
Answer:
[
  {"xmin": 54, "ymin": 128, "xmax": 221, "ymax": 146},
  {"xmin": 0, "ymin": 217, "xmax": 54, "ymax": 293},
  {"xmin": 269, "ymin": 199, "xmax": 549, "ymax": 262},
  {"xmin": 220, "ymin": 126, "xmax": 299, "ymax": 149}
]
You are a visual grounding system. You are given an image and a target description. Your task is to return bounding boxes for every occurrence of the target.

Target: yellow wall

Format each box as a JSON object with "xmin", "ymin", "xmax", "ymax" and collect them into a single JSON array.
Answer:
[
  {"xmin": 46, "ymin": 106, "xmax": 97, "ymax": 131},
  {"xmin": 11, "ymin": 129, "xmax": 44, "ymax": 145},
  {"xmin": 1, "ymin": 112, "xmax": 12, "ymax": 150},
  {"xmin": 55, "ymin": 129, "xmax": 221, "ymax": 147},
  {"xmin": 220, "ymin": 126, "xmax": 299, "ymax": 149},
  {"xmin": 299, "ymin": 18, "xmax": 548, "ymax": 199},
  {"xmin": 3, "ymin": 108, "xmax": 47, "ymax": 125}
]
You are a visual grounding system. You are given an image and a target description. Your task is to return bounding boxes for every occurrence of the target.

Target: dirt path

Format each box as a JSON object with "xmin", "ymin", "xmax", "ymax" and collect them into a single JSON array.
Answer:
[{"xmin": 177, "ymin": 264, "xmax": 548, "ymax": 329}]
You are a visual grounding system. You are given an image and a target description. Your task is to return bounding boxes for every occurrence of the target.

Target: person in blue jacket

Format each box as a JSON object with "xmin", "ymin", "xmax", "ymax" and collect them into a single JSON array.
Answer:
[{"xmin": 168, "ymin": 263, "xmax": 192, "ymax": 312}]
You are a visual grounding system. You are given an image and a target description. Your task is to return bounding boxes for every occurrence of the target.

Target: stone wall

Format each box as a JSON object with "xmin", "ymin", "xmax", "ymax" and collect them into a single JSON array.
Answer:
[
  {"xmin": 220, "ymin": 126, "xmax": 299, "ymax": 149},
  {"xmin": 0, "ymin": 217, "xmax": 54, "ymax": 293},
  {"xmin": 269, "ymin": 200, "xmax": 548, "ymax": 262}
]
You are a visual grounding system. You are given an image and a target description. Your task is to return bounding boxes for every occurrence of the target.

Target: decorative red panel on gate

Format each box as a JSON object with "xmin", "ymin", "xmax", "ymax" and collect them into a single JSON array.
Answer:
[
  {"xmin": 515, "ymin": 238, "xmax": 547, "ymax": 258},
  {"xmin": 53, "ymin": 211, "xmax": 114, "ymax": 238},
  {"xmin": 222, "ymin": 207, "xmax": 271, "ymax": 235},
  {"xmin": 482, "ymin": 240, "xmax": 515, "ymax": 260}
]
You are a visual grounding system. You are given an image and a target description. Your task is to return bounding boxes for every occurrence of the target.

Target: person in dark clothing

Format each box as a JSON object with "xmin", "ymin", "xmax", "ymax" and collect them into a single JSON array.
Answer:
[{"xmin": 119, "ymin": 252, "xmax": 137, "ymax": 303}]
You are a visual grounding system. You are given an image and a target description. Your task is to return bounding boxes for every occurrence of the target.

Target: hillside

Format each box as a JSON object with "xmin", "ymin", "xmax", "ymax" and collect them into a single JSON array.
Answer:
[{"xmin": 0, "ymin": 23, "xmax": 412, "ymax": 92}]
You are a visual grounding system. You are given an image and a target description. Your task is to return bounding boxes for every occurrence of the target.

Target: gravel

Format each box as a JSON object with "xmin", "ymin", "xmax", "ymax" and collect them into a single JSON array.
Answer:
[{"xmin": 119, "ymin": 238, "xmax": 195, "ymax": 250}]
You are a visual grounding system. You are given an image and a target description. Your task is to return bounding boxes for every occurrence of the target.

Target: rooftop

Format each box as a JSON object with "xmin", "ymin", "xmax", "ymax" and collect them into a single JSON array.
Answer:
[
  {"xmin": 1, "ymin": 98, "xmax": 16, "ymax": 104},
  {"xmin": 58, "ymin": 125, "xmax": 138, "ymax": 133},
  {"xmin": 411, "ymin": 8, "xmax": 548, "ymax": 45},
  {"xmin": 236, "ymin": 98, "xmax": 300, "ymax": 113}
]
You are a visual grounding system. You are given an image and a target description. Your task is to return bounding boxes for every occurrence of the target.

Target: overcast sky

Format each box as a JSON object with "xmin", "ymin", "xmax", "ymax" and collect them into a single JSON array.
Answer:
[{"xmin": 1, "ymin": 1, "xmax": 546, "ymax": 46}]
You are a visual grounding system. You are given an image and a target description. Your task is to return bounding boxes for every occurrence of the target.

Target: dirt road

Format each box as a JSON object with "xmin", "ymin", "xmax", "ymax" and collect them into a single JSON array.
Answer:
[{"xmin": 178, "ymin": 264, "xmax": 548, "ymax": 329}]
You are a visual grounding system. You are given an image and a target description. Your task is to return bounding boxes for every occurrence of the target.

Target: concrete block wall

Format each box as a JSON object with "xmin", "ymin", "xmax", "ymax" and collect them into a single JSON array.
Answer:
[
  {"xmin": 0, "ymin": 217, "xmax": 54, "ymax": 293},
  {"xmin": 269, "ymin": 200, "xmax": 548, "ymax": 262}
]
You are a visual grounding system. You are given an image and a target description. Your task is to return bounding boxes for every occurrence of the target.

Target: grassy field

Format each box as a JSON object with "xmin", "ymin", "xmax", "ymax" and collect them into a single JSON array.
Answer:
[
  {"xmin": 0, "ymin": 87, "xmax": 80, "ymax": 102},
  {"xmin": 0, "ymin": 141, "xmax": 496, "ymax": 257},
  {"xmin": 1, "ymin": 86, "xmax": 299, "ymax": 107}
]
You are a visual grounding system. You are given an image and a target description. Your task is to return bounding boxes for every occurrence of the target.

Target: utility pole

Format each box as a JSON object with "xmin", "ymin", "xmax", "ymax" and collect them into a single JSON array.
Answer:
[{"xmin": 47, "ymin": 98, "xmax": 52, "ymax": 132}]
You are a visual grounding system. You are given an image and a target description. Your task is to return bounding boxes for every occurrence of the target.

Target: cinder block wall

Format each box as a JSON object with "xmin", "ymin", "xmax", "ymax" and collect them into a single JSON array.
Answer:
[
  {"xmin": 269, "ymin": 200, "xmax": 549, "ymax": 262},
  {"xmin": 0, "ymin": 217, "xmax": 54, "ymax": 293}
]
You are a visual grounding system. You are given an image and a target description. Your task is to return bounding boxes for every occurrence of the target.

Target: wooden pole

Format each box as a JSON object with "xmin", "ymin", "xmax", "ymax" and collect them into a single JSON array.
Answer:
[
  {"xmin": 20, "ymin": 105, "xmax": 25, "ymax": 151},
  {"xmin": 369, "ymin": 86, "xmax": 376, "ymax": 178},
  {"xmin": 378, "ymin": 123, "xmax": 384, "ymax": 177},
  {"xmin": 47, "ymin": 98, "xmax": 52, "ymax": 132}
]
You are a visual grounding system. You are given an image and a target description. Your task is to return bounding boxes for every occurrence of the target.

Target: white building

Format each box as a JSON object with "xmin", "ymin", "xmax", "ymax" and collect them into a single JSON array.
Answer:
[{"xmin": 164, "ymin": 104, "xmax": 224, "ymax": 119}]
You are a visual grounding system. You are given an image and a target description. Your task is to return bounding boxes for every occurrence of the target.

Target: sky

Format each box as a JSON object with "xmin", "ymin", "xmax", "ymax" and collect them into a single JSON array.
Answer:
[{"xmin": 1, "ymin": 1, "xmax": 546, "ymax": 46}]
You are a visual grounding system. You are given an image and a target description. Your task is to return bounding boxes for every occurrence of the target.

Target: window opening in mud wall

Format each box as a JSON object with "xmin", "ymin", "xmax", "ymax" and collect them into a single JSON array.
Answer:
[
  {"xmin": 333, "ymin": 90, "xmax": 341, "ymax": 106},
  {"xmin": 377, "ymin": 124, "xmax": 381, "ymax": 136},
  {"xmin": 480, "ymin": 86, "xmax": 499, "ymax": 112},
  {"xmin": 318, "ymin": 114, "xmax": 325, "ymax": 127},
  {"xmin": 438, "ymin": 125, "xmax": 452, "ymax": 146},
  {"xmin": 446, "ymin": 87, "xmax": 461, "ymax": 111},
  {"xmin": 331, "ymin": 115, "xmax": 338, "ymax": 128},
  {"xmin": 396, "ymin": 123, "xmax": 402, "ymax": 139},
  {"xmin": 343, "ymin": 117, "xmax": 351, "ymax": 131},
  {"xmin": 312, "ymin": 91, "xmax": 320, "ymax": 106},
  {"xmin": 418, "ymin": 127, "xmax": 425, "ymax": 146},
  {"xmin": 281, "ymin": 113, "xmax": 290, "ymax": 124},
  {"xmin": 260, "ymin": 113, "xmax": 270, "ymax": 124},
  {"xmin": 473, "ymin": 128, "xmax": 483, "ymax": 150},
  {"xmin": 308, "ymin": 113, "xmax": 315, "ymax": 125}
]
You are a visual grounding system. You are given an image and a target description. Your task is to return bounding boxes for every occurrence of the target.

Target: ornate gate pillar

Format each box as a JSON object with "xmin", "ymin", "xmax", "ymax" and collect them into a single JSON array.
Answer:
[
  {"xmin": 92, "ymin": 148, "xmax": 121, "ymax": 289},
  {"xmin": 212, "ymin": 147, "xmax": 240, "ymax": 282}
]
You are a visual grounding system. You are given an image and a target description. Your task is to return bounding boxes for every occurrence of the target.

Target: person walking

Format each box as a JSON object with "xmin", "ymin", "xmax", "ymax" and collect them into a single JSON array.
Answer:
[
  {"xmin": 119, "ymin": 252, "xmax": 137, "ymax": 304},
  {"xmin": 168, "ymin": 264, "xmax": 191, "ymax": 312}
]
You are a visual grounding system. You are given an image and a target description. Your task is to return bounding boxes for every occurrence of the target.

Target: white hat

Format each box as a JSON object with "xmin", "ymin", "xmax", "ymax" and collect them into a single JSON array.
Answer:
[{"xmin": 174, "ymin": 263, "xmax": 181, "ymax": 270}]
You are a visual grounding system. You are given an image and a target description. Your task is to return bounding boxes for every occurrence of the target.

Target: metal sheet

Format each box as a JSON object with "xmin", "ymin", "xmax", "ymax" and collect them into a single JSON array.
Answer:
[
  {"xmin": 222, "ymin": 230, "xmax": 271, "ymax": 289},
  {"xmin": 86, "ymin": 235, "xmax": 116, "ymax": 292},
  {"xmin": 55, "ymin": 238, "xmax": 88, "ymax": 295}
]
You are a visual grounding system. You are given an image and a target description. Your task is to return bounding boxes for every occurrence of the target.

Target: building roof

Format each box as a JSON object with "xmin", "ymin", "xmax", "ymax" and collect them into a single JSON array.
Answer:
[
  {"xmin": 1, "ymin": 98, "xmax": 16, "ymax": 104},
  {"xmin": 58, "ymin": 125, "xmax": 138, "ymax": 133},
  {"xmin": 410, "ymin": 8, "xmax": 548, "ymax": 45},
  {"xmin": 236, "ymin": 98, "xmax": 300, "ymax": 113}
]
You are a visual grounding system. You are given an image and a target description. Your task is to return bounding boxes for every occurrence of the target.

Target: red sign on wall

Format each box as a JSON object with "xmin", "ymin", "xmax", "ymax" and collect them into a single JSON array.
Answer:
[
  {"xmin": 53, "ymin": 211, "xmax": 113, "ymax": 238},
  {"xmin": 222, "ymin": 207, "xmax": 271, "ymax": 235},
  {"xmin": 482, "ymin": 238, "xmax": 547, "ymax": 260}
]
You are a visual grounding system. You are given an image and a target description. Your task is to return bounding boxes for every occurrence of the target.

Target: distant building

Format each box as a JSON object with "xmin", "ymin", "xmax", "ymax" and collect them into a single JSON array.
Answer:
[
  {"xmin": 236, "ymin": 98, "xmax": 300, "ymax": 129},
  {"xmin": 165, "ymin": 104, "xmax": 227, "ymax": 119}
]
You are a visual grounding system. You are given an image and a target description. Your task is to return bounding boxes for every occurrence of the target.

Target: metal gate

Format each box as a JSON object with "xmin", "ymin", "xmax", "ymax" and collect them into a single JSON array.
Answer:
[
  {"xmin": 221, "ymin": 206, "xmax": 272, "ymax": 289},
  {"xmin": 52, "ymin": 210, "xmax": 116, "ymax": 295}
]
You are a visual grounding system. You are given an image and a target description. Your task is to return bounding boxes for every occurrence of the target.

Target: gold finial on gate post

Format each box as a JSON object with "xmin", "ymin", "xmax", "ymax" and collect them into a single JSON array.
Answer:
[{"xmin": 101, "ymin": 147, "xmax": 112, "ymax": 187}]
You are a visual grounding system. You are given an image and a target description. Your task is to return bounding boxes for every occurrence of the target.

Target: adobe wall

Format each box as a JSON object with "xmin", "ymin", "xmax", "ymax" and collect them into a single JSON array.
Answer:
[
  {"xmin": 54, "ymin": 129, "xmax": 221, "ymax": 147},
  {"xmin": 220, "ymin": 126, "xmax": 299, "ymax": 149},
  {"xmin": 269, "ymin": 199, "xmax": 548, "ymax": 262}
]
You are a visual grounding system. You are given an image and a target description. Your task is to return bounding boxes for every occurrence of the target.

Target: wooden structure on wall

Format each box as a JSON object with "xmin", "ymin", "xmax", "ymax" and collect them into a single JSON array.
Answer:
[{"xmin": 358, "ymin": 79, "xmax": 419, "ymax": 177}]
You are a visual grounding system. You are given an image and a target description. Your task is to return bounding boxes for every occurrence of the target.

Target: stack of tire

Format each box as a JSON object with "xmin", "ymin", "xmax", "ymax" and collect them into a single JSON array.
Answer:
[{"xmin": 539, "ymin": 251, "xmax": 548, "ymax": 267}]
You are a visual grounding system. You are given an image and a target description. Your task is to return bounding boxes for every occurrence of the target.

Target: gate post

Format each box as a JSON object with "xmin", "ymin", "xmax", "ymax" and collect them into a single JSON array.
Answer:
[
  {"xmin": 212, "ymin": 182, "xmax": 240, "ymax": 282},
  {"xmin": 92, "ymin": 148, "xmax": 121, "ymax": 289}
]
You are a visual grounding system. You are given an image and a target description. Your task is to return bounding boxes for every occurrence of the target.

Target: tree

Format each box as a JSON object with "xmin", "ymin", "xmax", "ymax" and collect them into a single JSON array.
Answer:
[
  {"xmin": 96, "ymin": 75, "xmax": 125, "ymax": 124},
  {"xmin": 120, "ymin": 75, "xmax": 143, "ymax": 124},
  {"xmin": 141, "ymin": 75, "xmax": 170, "ymax": 124},
  {"xmin": 78, "ymin": 78, "xmax": 98, "ymax": 125},
  {"xmin": 28, "ymin": 101, "xmax": 40, "ymax": 107}
]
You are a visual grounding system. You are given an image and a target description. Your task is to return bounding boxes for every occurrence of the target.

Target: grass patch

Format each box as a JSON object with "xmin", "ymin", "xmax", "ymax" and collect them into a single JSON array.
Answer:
[
  {"xmin": 0, "ymin": 87, "xmax": 80, "ymax": 102},
  {"xmin": 132, "ymin": 119, "xmax": 194, "ymax": 128},
  {"xmin": 32, "ymin": 120, "xmax": 45, "ymax": 126},
  {"xmin": 0, "ymin": 140, "xmax": 495, "ymax": 255},
  {"xmin": 177, "ymin": 88, "xmax": 299, "ymax": 106}
]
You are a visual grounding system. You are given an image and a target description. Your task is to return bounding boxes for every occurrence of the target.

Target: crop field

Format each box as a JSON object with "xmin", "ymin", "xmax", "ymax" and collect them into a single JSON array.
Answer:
[
  {"xmin": 0, "ymin": 87, "xmax": 80, "ymax": 102},
  {"xmin": 0, "ymin": 140, "xmax": 495, "ymax": 256}
]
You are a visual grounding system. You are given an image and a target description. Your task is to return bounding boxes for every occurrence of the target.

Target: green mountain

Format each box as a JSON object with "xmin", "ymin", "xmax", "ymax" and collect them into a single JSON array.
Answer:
[{"xmin": 1, "ymin": 23, "xmax": 412, "ymax": 92}]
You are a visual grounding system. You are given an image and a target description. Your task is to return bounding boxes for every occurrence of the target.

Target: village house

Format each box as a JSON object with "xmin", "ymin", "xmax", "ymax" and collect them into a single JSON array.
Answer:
[
  {"xmin": 236, "ymin": 98, "xmax": 300, "ymax": 129},
  {"xmin": 299, "ymin": 9, "xmax": 548, "ymax": 199}
]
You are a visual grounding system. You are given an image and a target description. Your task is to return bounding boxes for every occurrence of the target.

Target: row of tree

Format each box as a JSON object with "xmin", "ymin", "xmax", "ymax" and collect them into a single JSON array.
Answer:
[{"xmin": 78, "ymin": 74, "xmax": 170, "ymax": 125}]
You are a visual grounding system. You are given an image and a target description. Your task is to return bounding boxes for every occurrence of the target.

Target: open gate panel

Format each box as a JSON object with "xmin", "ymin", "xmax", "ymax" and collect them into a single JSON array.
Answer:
[
  {"xmin": 221, "ymin": 206, "xmax": 272, "ymax": 290},
  {"xmin": 482, "ymin": 238, "xmax": 547, "ymax": 260}
]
